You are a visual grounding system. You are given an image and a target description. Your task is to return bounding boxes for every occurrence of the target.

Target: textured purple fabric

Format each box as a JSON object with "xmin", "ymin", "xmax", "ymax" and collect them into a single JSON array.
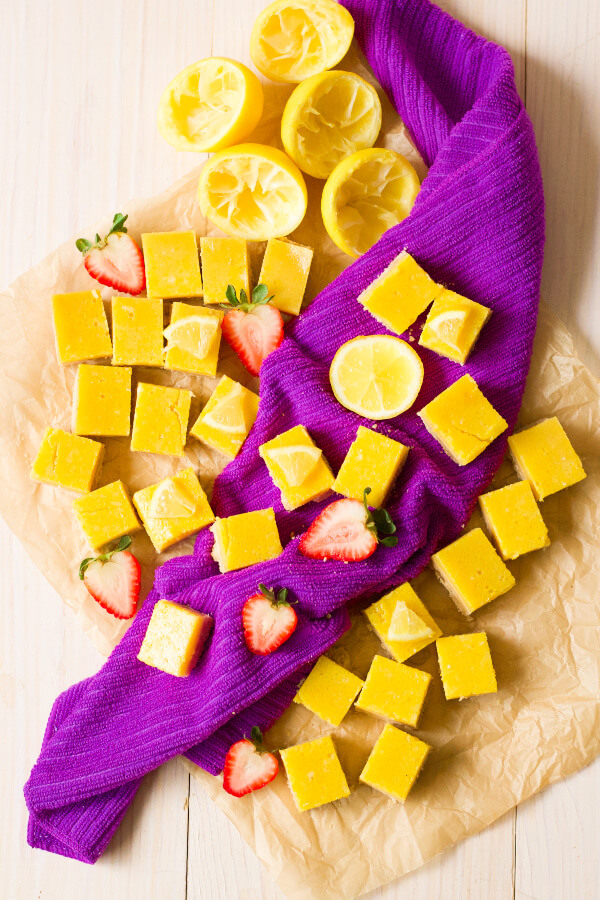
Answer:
[{"xmin": 25, "ymin": 0, "xmax": 544, "ymax": 863}]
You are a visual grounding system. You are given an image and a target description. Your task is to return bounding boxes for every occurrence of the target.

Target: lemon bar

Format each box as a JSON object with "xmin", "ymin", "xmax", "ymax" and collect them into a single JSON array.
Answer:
[
  {"xmin": 418, "ymin": 374, "xmax": 508, "ymax": 466},
  {"xmin": 355, "ymin": 655, "xmax": 431, "ymax": 728},
  {"xmin": 142, "ymin": 231, "xmax": 203, "ymax": 299},
  {"xmin": 164, "ymin": 302, "xmax": 223, "ymax": 376},
  {"xmin": 259, "ymin": 425, "xmax": 334, "ymax": 511},
  {"xmin": 52, "ymin": 290, "xmax": 112, "ymax": 364},
  {"xmin": 436, "ymin": 632, "xmax": 497, "ymax": 700},
  {"xmin": 419, "ymin": 289, "xmax": 491, "ymax": 364},
  {"xmin": 364, "ymin": 582, "xmax": 442, "ymax": 663},
  {"xmin": 507, "ymin": 417, "xmax": 586, "ymax": 501},
  {"xmin": 294, "ymin": 656, "xmax": 364, "ymax": 727},
  {"xmin": 357, "ymin": 251, "xmax": 442, "ymax": 336},
  {"xmin": 200, "ymin": 237, "xmax": 250, "ymax": 305},
  {"xmin": 73, "ymin": 479, "xmax": 141, "ymax": 550},
  {"xmin": 72, "ymin": 364, "xmax": 132, "ymax": 437},
  {"xmin": 190, "ymin": 376, "xmax": 259, "ymax": 460},
  {"xmin": 137, "ymin": 599, "xmax": 213, "ymax": 677},
  {"xmin": 360, "ymin": 724, "xmax": 430, "ymax": 802},
  {"xmin": 210, "ymin": 508, "xmax": 282, "ymax": 572},
  {"xmin": 30, "ymin": 427, "xmax": 104, "ymax": 493},
  {"xmin": 259, "ymin": 238, "xmax": 313, "ymax": 315},
  {"xmin": 131, "ymin": 383, "xmax": 192, "ymax": 456},
  {"xmin": 112, "ymin": 296, "xmax": 164, "ymax": 367},
  {"xmin": 133, "ymin": 468, "xmax": 215, "ymax": 553},
  {"xmin": 479, "ymin": 480, "xmax": 550, "ymax": 560},
  {"xmin": 332, "ymin": 425, "xmax": 409, "ymax": 507},
  {"xmin": 280, "ymin": 735, "xmax": 350, "ymax": 812},
  {"xmin": 431, "ymin": 527, "xmax": 515, "ymax": 615}
]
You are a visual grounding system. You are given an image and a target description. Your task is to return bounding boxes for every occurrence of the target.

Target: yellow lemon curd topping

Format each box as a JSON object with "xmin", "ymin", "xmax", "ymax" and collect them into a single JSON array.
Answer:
[
  {"xmin": 72, "ymin": 480, "xmax": 141, "ymax": 550},
  {"xmin": 436, "ymin": 632, "xmax": 497, "ymax": 700},
  {"xmin": 137, "ymin": 600, "xmax": 213, "ymax": 677},
  {"xmin": 30, "ymin": 427, "xmax": 104, "ymax": 494},
  {"xmin": 431, "ymin": 527, "xmax": 515, "ymax": 615},
  {"xmin": 280, "ymin": 735, "xmax": 350, "ymax": 812},
  {"xmin": 133, "ymin": 468, "xmax": 215, "ymax": 554}
]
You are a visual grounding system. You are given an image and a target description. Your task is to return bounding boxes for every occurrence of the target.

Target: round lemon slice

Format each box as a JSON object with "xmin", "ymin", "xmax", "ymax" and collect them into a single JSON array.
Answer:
[
  {"xmin": 329, "ymin": 335, "xmax": 424, "ymax": 419},
  {"xmin": 250, "ymin": 0, "xmax": 354, "ymax": 84},
  {"xmin": 264, "ymin": 445, "xmax": 322, "ymax": 486},
  {"xmin": 198, "ymin": 143, "xmax": 308, "ymax": 240},
  {"xmin": 387, "ymin": 601, "xmax": 434, "ymax": 642},
  {"xmin": 158, "ymin": 58, "xmax": 264, "ymax": 153},
  {"xmin": 148, "ymin": 478, "xmax": 198, "ymax": 519},
  {"xmin": 281, "ymin": 71, "xmax": 382, "ymax": 179},
  {"xmin": 322, "ymin": 148, "xmax": 421, "ymax": 257},
  {"xmin": 163, "ymin": 315, "xmax": 220, "ymax": 360},
  {"xmin": 201, "ymin": 384, "xmax": 248, "ymax": 434}
]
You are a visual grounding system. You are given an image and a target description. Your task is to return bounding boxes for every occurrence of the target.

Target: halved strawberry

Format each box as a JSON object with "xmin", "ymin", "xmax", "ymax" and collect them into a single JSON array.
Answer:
[
  {"xmin": 220, "ymin": 283, "xmax": 283, "ymax": 376},
  {"xmin": 299, "ymin": 487, "xmax": 398, "ymax": 562},
  {"xmin": 76, "ymin": 213, "xmax": 145, "ymax": 295},
  {"xmin": 79, "ymin": 535, "xmax": 141, "ymax": 619},
  {"xmin": 223, "ymin": 727, "xmax": 279, "ymax": 797},
  {"xmin": 242, "ymin": 584, "xmax": 297, "ymax": 655}
]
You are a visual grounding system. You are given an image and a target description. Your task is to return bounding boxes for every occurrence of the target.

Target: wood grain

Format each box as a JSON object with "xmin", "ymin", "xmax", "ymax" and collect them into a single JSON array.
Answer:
[{"xmin": 1, "ymin": 1, "xmax": 599, "ymax": 898}]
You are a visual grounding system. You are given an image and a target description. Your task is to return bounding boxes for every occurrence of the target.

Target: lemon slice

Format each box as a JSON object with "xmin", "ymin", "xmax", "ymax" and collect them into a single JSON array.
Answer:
[
  {"xmin": 157, "ymin": 58, "xmax": 264, "ymax": 153},
  {"xmin": 250, "ymin": 0, "xmax": 354, "ymax": 84},
  {"xmin": 163, "ymin": 315, "xmax": 220, "ymax": 360},
  {"xmin": 148, "ymin": 478, "xmax": 198, "ymax": 519},
  {"xmin": 329, "ymin": 335, "xmax": 424, "ymax": 419},
  {"xmin": 264, "ymin": 444, "xmax": 322, "ymax": 486},
  {"xmin": 426, "ymin": 310, "xmax": 468, "ymax": 348},
  {"xmin": 198, "ymin": 143, "xmax": 308, "ymax": 240},
  {"xmin": 281, "ymin": 71, "xmax": 382, "ymax": 179},
  {"xmin": 201, "ymin": 384, "xmax": 248, "ymax": 434},
  {"xmin": 387, "ymin": 601, "xmax": 435, "ymax": 642},
  {"xmin": 322, "ymin": 148, "xmax": 421, "ymax": 257}
]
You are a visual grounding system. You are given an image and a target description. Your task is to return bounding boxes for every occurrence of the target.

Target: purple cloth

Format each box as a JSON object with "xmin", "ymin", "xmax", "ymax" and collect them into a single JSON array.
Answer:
[{"xmin": 25, "ymin": 0, "xmax": 544, "ymax": 863}]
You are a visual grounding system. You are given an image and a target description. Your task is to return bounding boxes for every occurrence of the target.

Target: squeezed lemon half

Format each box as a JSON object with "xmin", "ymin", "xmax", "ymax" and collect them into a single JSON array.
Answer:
[
  {"xmin": 250, "ymin": 0, "xmax": 354, "ymax": 83},
  {"xmin": 329, "ymin": 335, "xmax": 424, "ymax": 419},
  {"xmin": 158, "ymin": 57, "xmax": 264, "ymax": 153},
  {"xmin": 281, "ymin": 70, "xmax": 382, "ymax": 179},
  {"xmin": 322, "ymin": 148, "xmax": 421, "ymax": 257},
  {"xmin": 198, "ymin": 143, "xmax": 308, "ymax": 240}
]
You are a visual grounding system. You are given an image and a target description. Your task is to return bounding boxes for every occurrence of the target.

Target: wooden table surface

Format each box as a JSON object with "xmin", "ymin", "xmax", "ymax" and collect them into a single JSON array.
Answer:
[{"xmin": 2, "ymin": 1, "xmax": 599, "ymax": 898}]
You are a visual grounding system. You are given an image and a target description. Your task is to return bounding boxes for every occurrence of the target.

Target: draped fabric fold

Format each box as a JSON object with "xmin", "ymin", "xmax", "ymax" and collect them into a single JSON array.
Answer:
[{"xmin": 25, "ymin": 0, "xmax": 544, "ymax": 862}]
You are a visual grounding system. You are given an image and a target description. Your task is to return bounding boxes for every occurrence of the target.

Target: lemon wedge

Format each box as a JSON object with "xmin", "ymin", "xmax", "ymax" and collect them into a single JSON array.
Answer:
[
  {"xmin": 198, "ymin": 143, "xmax": 307, "ymax": 240},
  {"xmin": 250, "ymin": 0, "xmax": 354, "ymax": 84},
  {"xmin": 281, "ymin": 71, "xmax": 382, "ymax": 179},
  {"xmin": 158, "ymin": 57, "xmax": 264, "ymax": 153},
  {"xmin": 148, "ymin": 478, "xmax": 198, "ymax": 519},
  {"xmin": 163, "ymin": 315, "xmax": 220, "ymax": 360},
  {"xmin": 322, "ymin": 148, "xmax": 421, "ymax": 257},
  {"xmin": 264, "ymin": 444, "xmax": 322, "ymax": 486},
  {"xmin": 387, "ymin": 601, "xmax": 435, "ymax": 642},
  {"xmin": 201, "ymin": 384, "xmax": 248, "ymax": 435},
  {"xmin": 329, "ymin": 335, "xmax": 424, "ymax": 420},
  {"xmin": 425, "ymin": 310, "xmax": 468, "ymax": 349}
]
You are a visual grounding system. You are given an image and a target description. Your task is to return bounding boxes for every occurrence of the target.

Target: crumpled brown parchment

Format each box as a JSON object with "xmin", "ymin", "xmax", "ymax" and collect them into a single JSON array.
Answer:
[{"xmin": 1, "ymin": 44, "xmax": 599, "ymax": 899}]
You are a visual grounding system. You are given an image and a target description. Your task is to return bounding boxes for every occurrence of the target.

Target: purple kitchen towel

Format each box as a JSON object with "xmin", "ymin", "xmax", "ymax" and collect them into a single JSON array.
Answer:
[{"xmin": 25, "ymin": 0, "xmax": 544, "ymax": 863}]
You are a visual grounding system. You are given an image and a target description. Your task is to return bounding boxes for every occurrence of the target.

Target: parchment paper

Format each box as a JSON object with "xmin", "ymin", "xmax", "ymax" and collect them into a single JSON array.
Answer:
[{"xmin": 2, "ymin": 44, "xmax": 600, "ymax": 898}]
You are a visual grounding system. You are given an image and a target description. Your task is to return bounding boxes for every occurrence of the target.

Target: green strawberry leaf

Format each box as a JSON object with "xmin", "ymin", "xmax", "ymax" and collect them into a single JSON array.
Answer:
[{"xmin": 75, "ymin": 238, "xmax": 93, "ymax": 255}]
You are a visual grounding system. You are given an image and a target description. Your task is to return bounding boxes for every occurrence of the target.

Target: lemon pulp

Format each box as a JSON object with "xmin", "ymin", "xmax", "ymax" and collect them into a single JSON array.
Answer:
[
  {"xmin": 264, "ymin": 445, "xmax": 322, "ymax": 485},
  {"xmin": 281, "ymin": 71, "xmax": 382, "ymax": 179},
  {"xmin": 148, "ymin": 479, "xmax": 198, "ymax": 519},
  {"xmin": 201, "ymin": 385, "xmax": 248, "ymax": 435},
  {"xmin": 163, "ymin": 315, "xmax": 220, "ymax": 360},
  {"xmin": 322, "ymin": 148, "xmax": 421, "ymax": 257},
  {"xmin": 329, "ymin": 335, "xmax": 424, "ymax": 419},
  {"xmin": 387, "ymin": 601, "xmax": 434, "ymax": 642}
]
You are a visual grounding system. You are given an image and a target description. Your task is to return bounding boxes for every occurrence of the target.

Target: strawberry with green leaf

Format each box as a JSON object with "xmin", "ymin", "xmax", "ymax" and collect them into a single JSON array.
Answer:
[
  {"xmin": 76, "ymin": 213, "xmax": 145, "ymax": 295},
  {"xmin": 299, "ymin": 488, "xmax": 398, "ymax": 562},
  {"xmin": 223, "ymin": 726, "xmax": 279, "ymax": 797},
  {"xmin": 79, "ymin": 535, "xmax": 141, "ymax": 619},
  {"xmin": 242, "ymin": 583, "xmax": 297, "ymax": 655},
  {"xmin": 220, "ymin": 282, "xmax": 283, "ymax": 376}
]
